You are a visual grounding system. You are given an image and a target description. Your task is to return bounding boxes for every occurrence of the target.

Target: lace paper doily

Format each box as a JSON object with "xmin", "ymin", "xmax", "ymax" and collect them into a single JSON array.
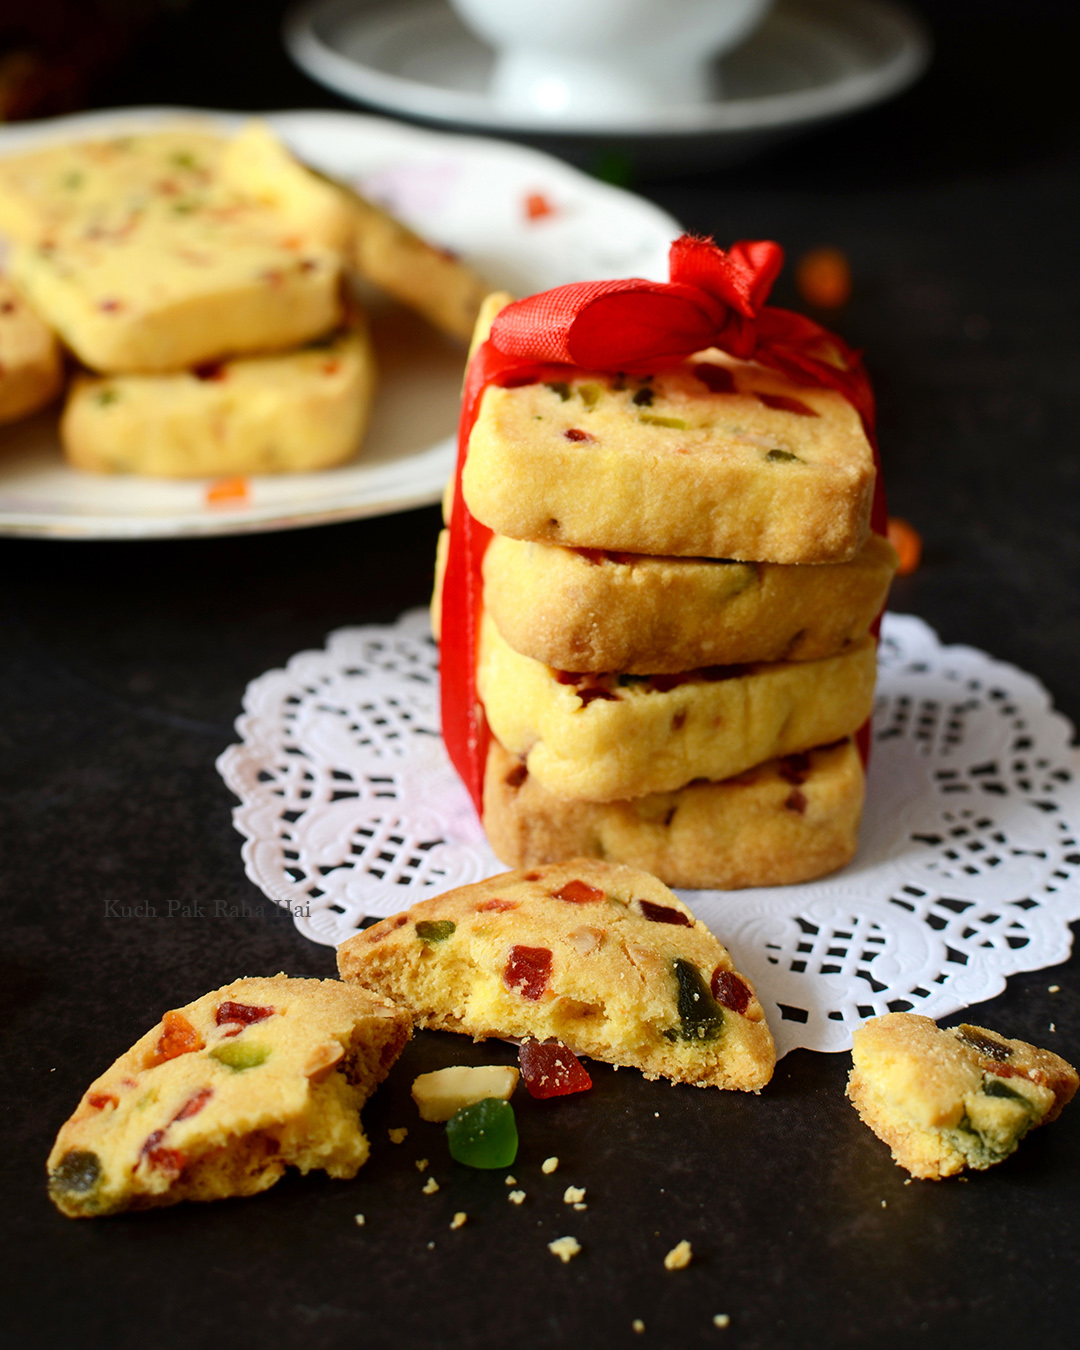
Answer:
[{"xmin": 217, "ymin": 612, "xmax": 1080, "ymax": 1057}]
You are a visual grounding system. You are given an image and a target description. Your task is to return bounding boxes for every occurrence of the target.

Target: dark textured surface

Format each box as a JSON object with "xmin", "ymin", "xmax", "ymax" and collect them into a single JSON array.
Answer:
[{"xmin": 3, "ymin": 2, "xmax": 1080, "ymax": 1346}]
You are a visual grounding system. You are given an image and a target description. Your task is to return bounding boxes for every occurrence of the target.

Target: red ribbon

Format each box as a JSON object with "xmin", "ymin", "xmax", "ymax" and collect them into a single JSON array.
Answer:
[{"xmin": 440, "ymin": 235, "xmax": 887, "ymax": 814}]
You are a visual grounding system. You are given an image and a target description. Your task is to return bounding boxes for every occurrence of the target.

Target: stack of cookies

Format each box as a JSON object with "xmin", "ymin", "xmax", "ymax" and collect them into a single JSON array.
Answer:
[
  {"xmin": 441, "ymin": 293, "xmax": 897, "ymax": 890},
  {"xmin": 0, "ymin": 122, "xmax": 488, "ymax": 476}
]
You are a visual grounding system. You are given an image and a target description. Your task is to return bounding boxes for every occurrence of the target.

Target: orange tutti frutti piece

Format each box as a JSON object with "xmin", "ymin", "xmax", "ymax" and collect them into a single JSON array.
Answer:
[
  {"xmin": 887, "ymin": 517, "xmax": 923, "ymax": 576},
  {"xmin": 206, "ymin": 476, "xmax": 249, "ymax": 506},
  {"xmin": 524, "ymin": 192, "xmax": 555, "ymax": 221},
  {"xmin": 795, "ymin": 247, "xmax": 853, "ymax": 309},
  {"xmin": 146, "ymin": 1011, "xmax": 205, "ymax": 1067}
]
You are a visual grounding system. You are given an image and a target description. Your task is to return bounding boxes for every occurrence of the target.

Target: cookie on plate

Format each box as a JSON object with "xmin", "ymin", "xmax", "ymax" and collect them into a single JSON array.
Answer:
[
  {"xmin": 481, "ymin": 530, "xmax": 898, "ymax": 674},
  {"xmin": 11, "ymin": 206, "xmax": 342, "ymax": 374},
  {"xmin": 0, "ymin": 127, "xmax": 229, "ymax": 244},
  {"xmin": 0, "ymin": 276, "xmax": 63, "ymax": 424},
  {"xmin": 462, "ymin": 351, "xmax": 876, "ymax": 564},
  {"xmin": 338, "ymin": 860, "xmax": 775, "ymax": 1092},
  {"xmin": 847, "ymin": 1013, "xmax": 1078, "ymax": 1180},
  {"xmin": 477, "ymin": 610, "xmax": 876, "ymax": 802},
  {"xmin": 61, "ymin": 318, "xmax": 375, "ymax": 476},
  {"xmin": 483, "ymin": 736, "xmax": 864, "ymax": 889},
  {"xmin": 47, "ymin": 975, "xmax": 410, "ymax": 1217}
]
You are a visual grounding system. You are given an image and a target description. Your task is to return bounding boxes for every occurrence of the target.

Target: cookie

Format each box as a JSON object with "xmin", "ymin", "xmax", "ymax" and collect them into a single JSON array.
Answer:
[
  {"xmin": 480, "ymin": 530, "xmax": 897, "ymax": 674},
  {"xmin": 61, "ymin": 318, "xmax": 375, "ymax": 476},
  {"xmin": 476, "ymin": 610, "xmax": 876, "ymax": 802},
  {"xmin": 847, "ymin": 1013, "xmax": 1078, "ymax": 1180},
  {"xmin": 10, "ymin": 206, "xmax": 342, "ymax": 374},
  {"xmin": 0, "ymin": 127, "xmax": 228, "ymax": 244},
  {"xmin": 483, "ymin": 736, "xmax": 863, "ymax": 888},
  {"xmin": 337, "ymin": 861, "xmax": 775, "ymax": 1091},
  {"xmin": 346, "ymin": 184, "xmax": 491, "ymax": 342},
  {"xmin": 46, "ymin": 976, "xmax": 410, "ymax": 1217},
  {"xmin": 0, "ymin": 276, "xmax": 63, "ymax": 424},
  {"xmin": 461, "ymin": 352, "xmax": 876, "ymax": 564}
]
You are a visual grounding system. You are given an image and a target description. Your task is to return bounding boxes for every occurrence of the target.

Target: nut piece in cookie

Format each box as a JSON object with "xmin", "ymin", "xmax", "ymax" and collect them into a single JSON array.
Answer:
[
  {"xmin": 47, "ymin": 976, "xmax": 410, "ymax": 1217},
  {"xmin": 847, "ymin": 1012, "xmax": 1078, "ymax": 1179},
  {"xmin": 337, "ymin": 860, "xmax": 775, "ymax": 1092}
]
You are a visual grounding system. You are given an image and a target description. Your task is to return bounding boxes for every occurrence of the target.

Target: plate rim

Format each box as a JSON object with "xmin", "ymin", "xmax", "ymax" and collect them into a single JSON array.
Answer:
[
  {"xmin": 283, "ymin": 0, "xmax": 932, "ymax": 138},
  {"xmin": 0, "ymin": 105, "xmax": 683, "ymax": 541}
]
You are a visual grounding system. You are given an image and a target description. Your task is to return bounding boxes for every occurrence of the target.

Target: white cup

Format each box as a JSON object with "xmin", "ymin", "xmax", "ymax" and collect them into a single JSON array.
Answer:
[{"xmin": 448, "ymin": 0, "xmax": 773, "ymax": 123}]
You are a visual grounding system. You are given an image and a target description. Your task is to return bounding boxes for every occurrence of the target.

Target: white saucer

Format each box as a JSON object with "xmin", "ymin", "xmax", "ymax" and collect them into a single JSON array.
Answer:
[
  {"xmin": 0, "ymin": 107, "xmax": 680, "ymax": 540},
  {"xmin": 285, "ymin": 0, "xmax": 931, "ymax": 170}
]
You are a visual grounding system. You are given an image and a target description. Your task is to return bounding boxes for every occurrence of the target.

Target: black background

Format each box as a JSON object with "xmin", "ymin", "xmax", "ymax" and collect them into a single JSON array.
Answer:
[{"xmin": 3, "ymin": 2, "xmax": 1080, "ymax": 1346}]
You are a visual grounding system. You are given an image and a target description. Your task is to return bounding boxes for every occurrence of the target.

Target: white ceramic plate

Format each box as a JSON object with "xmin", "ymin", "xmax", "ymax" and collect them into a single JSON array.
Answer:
[
  {"xmin": 0, "ymin": 107, "xmax": 680, "ymax": 539},
  {"xmin": 284, "ymin": 0, "xmax": 930, "ymax": 169}
]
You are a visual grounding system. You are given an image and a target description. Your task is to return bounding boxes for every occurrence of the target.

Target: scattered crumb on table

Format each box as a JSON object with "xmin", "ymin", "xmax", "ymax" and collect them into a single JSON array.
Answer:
[
  {"xmin": 388, "ymin": 1127, "xmax": 408, "ymax": 1144},
  {"xmin": 713, "ymin": 1314, "xmax": 730, "ymax": 1329},
  {"xmin": 573, "ymin": 1203, "xmax": 588, "ymax": 1211},
  {"xmin": 450, "ymin": 1212, "xmax": 467, "ymax": 1230},
  {"xmin": 505, "ymin": 1175, "xmax": 517, "ymax": 1185},
  {"xmin": 664, "ymin": 1240, "xmax": 693, "ymax": 1271},
  {"xmin": 542, "ymin": 1157, "xmax": 559, "ymax": 1174},
  {"xmin": 548, "ymin": 1236, "xmax": 581, "ymax": 1263},
  {"xmin": 353, "ymin": 1214, "xmax": 365, "ymax": 1227},
  {"xmin": 509, "ymin": 1190, "xmax": 526, "ymax": 1205},
  {"xmin": 1050, "ymin": 985, "xmax": 1060, "ymax": 993},
  {"xmin": 422, "ymin": 1177, "xmax": 440, "ymax": 1195},
  {"xmin": 632, "ymin": 1319, "xmax": 645, "ymax": 1334},
  {"xmin": 563, "ymin": 1185, "xmax": 586, "ymax": 1205},
  {"xmin": 415, "ymin": 1158, "xmax": 429, "ymax": 1172}
]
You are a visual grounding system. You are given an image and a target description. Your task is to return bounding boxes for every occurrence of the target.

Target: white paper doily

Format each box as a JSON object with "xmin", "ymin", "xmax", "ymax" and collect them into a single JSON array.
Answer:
[{"xmin": 217, "ymin": 611, "xmax": 1080, "ymax": 1057}]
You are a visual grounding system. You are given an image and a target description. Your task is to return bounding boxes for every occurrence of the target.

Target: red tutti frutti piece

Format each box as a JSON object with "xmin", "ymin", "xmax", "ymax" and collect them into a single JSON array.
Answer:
[
  {"xmin": 755, "ymin": 391, "xmax": 818, "ymax": 417},
  {"xmin": 173, "ymin": 1088, "xmax": 214, "ymax": 1123},
  {"xmin": 711, "ymin": 968, "xmax": 752, "ymax": 1015},
  {"xmin": 476, "ymin": 898, "xmax": 519, "ymax": 913},
  {"xmin": 215, "ymin": 1002, "xmax": 275, "ymax": 1036},
  {"xmin": 140, "ymin": 1130, "xmax": 186, "ymax": 1180},
  {"xmin": 519, "ymin": 1040, "xmax": 593, "ymax": 1099},
  {"xmin": 552, "ymin": 880, "xmax": 605, "ymax": 905},
  {"xmin": 504, "ymin": 946, "xmax": 553, "ymax": 1000},
  {"xmin": 637, "ymin": 900, "xmax": 693, "ymax": 927},
  {"xmin": 148, "ymin": 1012, "xmax": 205, "ymax": 1066}
]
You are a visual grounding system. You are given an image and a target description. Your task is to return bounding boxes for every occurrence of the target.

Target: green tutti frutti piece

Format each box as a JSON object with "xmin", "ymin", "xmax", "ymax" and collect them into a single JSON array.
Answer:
[
  {"xmin": 578, "ymin": 383, "xmax": 602, "ymax": 409},
  {"xmin": 446, "ymin": 1097, "xmax": 518, "ymax": 1169},
  {"xmin": 639, "ymin": 414, "xmax": 687, "ymax": 430},
  {"xmin": 210, "ymin": 1042, "xmax": 271, "ymax": 1072},
  {"xmin": 49, "ymin": 1149, "xmax": 101, "ymax": 1198},
  {"xmin": 544, "ymin": 381, "xmax": 571, "ymax": 402},
  {"xmin": 415, "ymin": 919, "xmax": 456, "ymax": 943},
  {"xmin": 669, "ymin": 958, "xmax": 725, "ymax": 1042},
  {"xmin": 766, "ymin": 448, "xmax": 801, "ymax": 463}
]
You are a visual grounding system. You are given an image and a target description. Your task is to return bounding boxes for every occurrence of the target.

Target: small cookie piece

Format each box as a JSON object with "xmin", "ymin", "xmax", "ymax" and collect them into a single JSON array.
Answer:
[
  {"xmin": 337, "ymin": 860, "xmax": 775, "ymax": 1092},
  {"xmin": 0, "ymin": 277, "xmax": 63, "ymax": 424},
  {"xmin": 462, "ymin": 352, "xmax": 876, "ymax": 564},
  {"xmin": 61, "ymin": 319, "xmax": 375, "ymax": 477},
  {"xmin": 483, "ymin": 737, "xmax": 863, "ymax": 889},
  {"xmin": 847, "ymin": 1013, "xmax": 1078, "ymax": 1179},
  {"xmin": 480, "ymin": 531, "xmax": 897, "ymax": 674},
  {"xmin": 477, "ymin": 610, "xmax": 876, "ymax": 802},
  {"xmin": 46, "ymin": 976, "xmax": 410, "ymax": 1217}
]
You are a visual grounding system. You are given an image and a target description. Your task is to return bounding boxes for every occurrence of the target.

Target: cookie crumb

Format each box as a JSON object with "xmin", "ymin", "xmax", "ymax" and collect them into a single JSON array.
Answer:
[
  {"xmin": 415, "ymin": 1158, "xmax": 429, "ymax": 1172},
  {"xmin": 504, "ymin": 1174, "xmax": 517, "ymax": 1186},
  {"xmin": 1050, "ymin": 985, "xmax": 1060, "ymax": 993},
  {"xmin": 1050, "ymin": 1023, "xmax": 1057, "ymax": 1032},
  {"xmin": 664, "ymin": 1240, "xmax": 693, "ymax": 1271},
  {"xmin": 422, "ymin": 1177, "xmax": 440, "ymax": 1195},
  {"xmin": 353, "ymin": 1214, "xmax": 365, "ymax": 1226},
  {"xmin": 388, "ymin": 1127, "xmax": 408, "ymax": 1144},
  {"xmin": 450, "ymin": 1212, "xmax": 467, "ymax": 1229},
  {"xmin": 509, "ymin": 1190, "xmax": 526, "ymax": 1205},
  {"xmin": 713, "ymin": 1314, "xmax": 730, "ymax": 1329},
  {"xmin": 881, "ymin": 1200, "xmax": 887, "ymax": 1208},
  {"xmin": 573, "ymin": 1203, "xmax": 588, "ymax": 1211},
  {"xmin": 563, "ymin": 1185, "xmax": 586, "ymax": 1205},
  {"xmin": 426, "ymin": 1241, "xmax": 435, "ymax": 1250},
  {"xmin": 542, "ymin": 1156, "xmax": 559, "ymax": 1174},
  {"xmin": 654, "ymin": 1112, "xmax": 660, "ymax": 1118},
  {"xmin": 632, "ymin": 1319, "xmax": 645, "ymax": 1334},
  {"xmin": 548, "ymin": 1235, "xmax": 581, "ymax": 1264}
]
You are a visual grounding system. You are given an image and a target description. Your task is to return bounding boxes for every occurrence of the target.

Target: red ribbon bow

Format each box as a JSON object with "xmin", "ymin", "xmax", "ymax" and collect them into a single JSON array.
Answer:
[{"xmin": 441, "ymin": 236, "xmax": 886, "ymax": 814}]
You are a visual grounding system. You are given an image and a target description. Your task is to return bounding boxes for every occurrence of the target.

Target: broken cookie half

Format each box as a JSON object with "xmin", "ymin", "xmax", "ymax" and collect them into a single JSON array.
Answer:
[
  {"xmin": 847, "ymin": 1012, "xmax": 1078, "ymax": 1180},
  {"xmin": 337, "ymin": 860, "xmax": 775, "ymax": 1092},
  {"xmin": 47, "ymin": 975, "xmax": 410, "ymax": 1217}
]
